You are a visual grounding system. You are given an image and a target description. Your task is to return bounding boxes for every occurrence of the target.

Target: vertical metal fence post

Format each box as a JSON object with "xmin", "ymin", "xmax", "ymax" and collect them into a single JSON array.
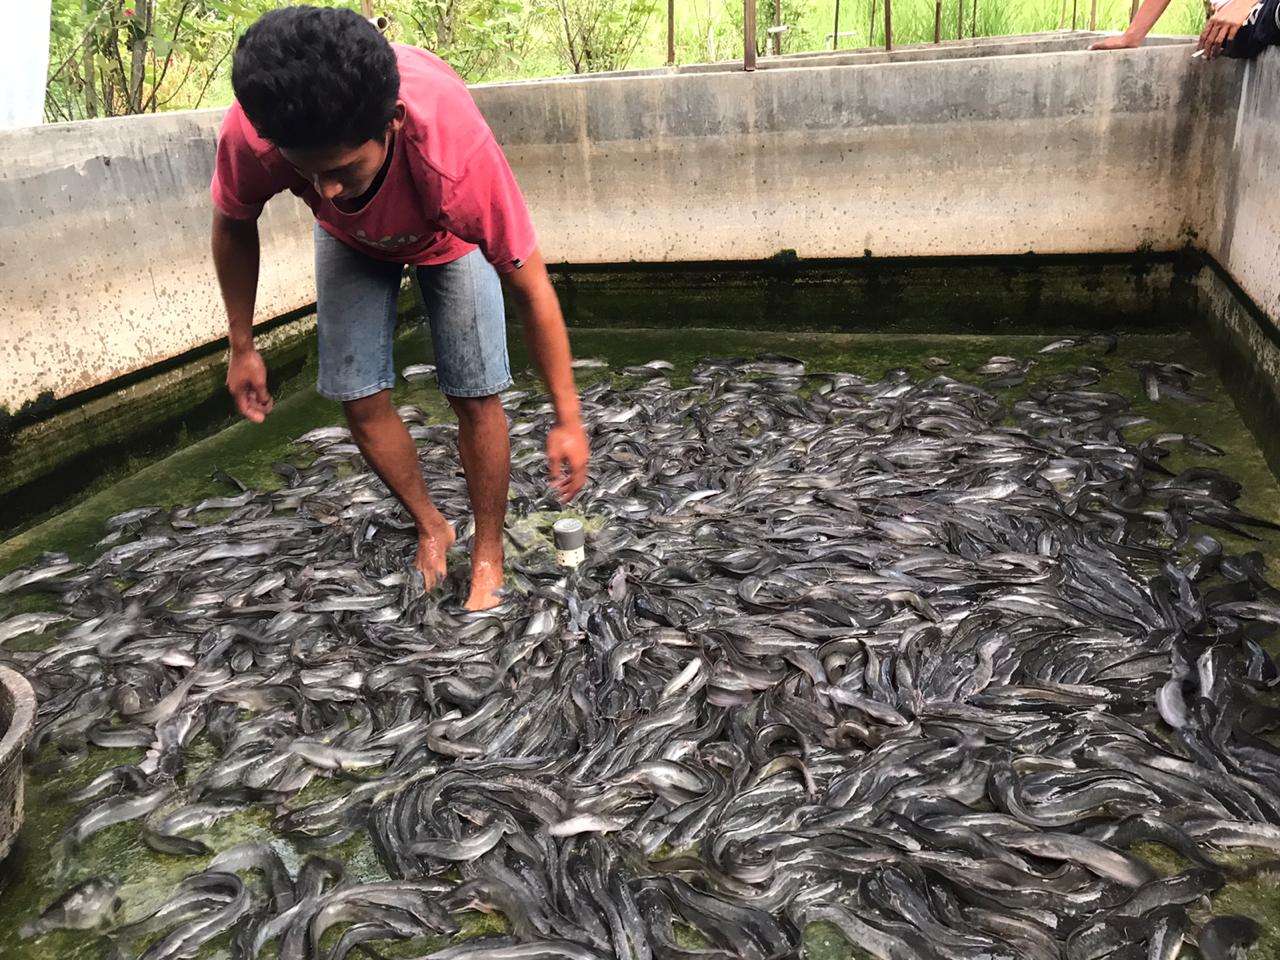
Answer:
[
  {"xmin": 934, "ymin": 0, "xmax": 942, "ymax": 42},
  {"xmin": 1088, "ymin": 0, "xmax": 1098, "ymax": 30},
  {"xmin": 667, "ymin": 0, "xmax": 675, "ymax": 65},
  {"xmin": 832, "ymin": 0, "xmax": 842, "ymax": 49},
  {"xmin": 885, "ymin": 0, "xmax": 893, "ymax": 50},
  {"xmin": 956, "ymin": 0, "xmax": 964, "ymax": 39},
  {"xmin": 744, "ymin": 0, "xmax": 757, "ymax": 71}
]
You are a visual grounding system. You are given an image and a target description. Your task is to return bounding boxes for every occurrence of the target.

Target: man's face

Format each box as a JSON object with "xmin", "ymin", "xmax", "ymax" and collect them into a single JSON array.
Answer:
[{"xmin": 280, "ymin": 102, "xmax": 404, "ymax": 204}]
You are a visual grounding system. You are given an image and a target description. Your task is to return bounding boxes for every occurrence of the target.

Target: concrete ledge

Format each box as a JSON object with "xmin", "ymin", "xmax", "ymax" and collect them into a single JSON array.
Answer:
[
  {"xmin": 652, "ymin": 32, "xmax": 1171, "ymax": 74},
  {"xmin": 474, "ymin": 32, "xmax": 1191, "ymax": 83}
]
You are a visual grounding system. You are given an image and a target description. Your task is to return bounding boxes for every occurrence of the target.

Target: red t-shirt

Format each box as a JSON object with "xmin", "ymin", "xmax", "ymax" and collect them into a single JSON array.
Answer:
[{"xmin": 210, "ymin": 44, "xmax": 536, "ymax": 273}]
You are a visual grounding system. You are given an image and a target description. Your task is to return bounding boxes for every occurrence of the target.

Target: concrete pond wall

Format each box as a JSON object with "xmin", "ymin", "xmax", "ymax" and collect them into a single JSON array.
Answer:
[
  {"xmin": 484, "ymin": 42, "xmax": 1231, "ymax": 265},
  {"xmin": 0, "ymin": 111, "xmax": 315, "ymax": 413},
  {"xmin": 0, "ymin": 36, "xmax": 1277, "ymax": 495},
  {"xmin": 1204, "ymin": 52, "xmax": 1280, "ymax": 326}
]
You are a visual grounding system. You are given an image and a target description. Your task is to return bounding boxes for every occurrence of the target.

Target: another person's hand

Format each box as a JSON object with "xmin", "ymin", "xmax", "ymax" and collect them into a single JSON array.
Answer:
[
  {"xmin": 1199, "ymin": 0, "xmax": 1255, "ymax": 58},
  {"xmin": 546, "ymin": 418, "xmax": 589, "ymax": 502},
  {"xmin": 1090, "ymin": 33, "xmax": 1140, "ymax": 49},
  {"xmin": 227, "ymin": 347, "xmax": 274, "ymax": 423}
]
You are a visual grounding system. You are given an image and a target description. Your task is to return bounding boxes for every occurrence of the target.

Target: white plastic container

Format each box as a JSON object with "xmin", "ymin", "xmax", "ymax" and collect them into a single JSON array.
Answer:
[{"xmin": 552, "ymin": 518, "xmax": 586, "ymax": 569}]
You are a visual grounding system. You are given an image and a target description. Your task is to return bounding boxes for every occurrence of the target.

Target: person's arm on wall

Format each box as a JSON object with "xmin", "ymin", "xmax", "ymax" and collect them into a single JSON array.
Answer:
[
  {"xmin": 1090, "ymin": 0, "xmax": 1175, "ymax": 48},
  {"xmin": 212, "ymin": 210, "xmax": 274, "ymax": 423}
]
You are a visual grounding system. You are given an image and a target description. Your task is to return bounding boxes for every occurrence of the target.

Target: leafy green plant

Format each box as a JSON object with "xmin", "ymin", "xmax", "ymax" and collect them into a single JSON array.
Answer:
[
  {"xmin": 549, "ymin": 0, "xmax": 660, "ymax": 73},
  {"xmin": 43, "ymin": 0, "xmax": 1212, "ymax": 120},
  {"xmin": 391, "ymin": 0, "xmax": 540, "ymax": 80}
]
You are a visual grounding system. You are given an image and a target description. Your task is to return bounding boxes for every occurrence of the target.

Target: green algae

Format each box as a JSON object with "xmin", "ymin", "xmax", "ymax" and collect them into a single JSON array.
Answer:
[
  {"xmin": 0, "ymin": 322, "xmax": 1278, "ymax": 959},
  {"xmin": 802, "ymin": 921, "xmax": 876, "ymax": 960},
  {"xmin": 1210, "ymin": 871, "xmax": 1280, "ymax": 960}
]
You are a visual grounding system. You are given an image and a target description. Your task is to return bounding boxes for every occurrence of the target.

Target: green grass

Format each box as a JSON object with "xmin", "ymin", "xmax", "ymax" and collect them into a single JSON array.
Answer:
[
  {"xmin": 478, "ymin": 0, "xmax": 1210, "ymax": 82},
  {"xmin": 624, "ymin": 0, "xmax": 1207, "ymax": 69},
  {"xmin": 181, "ymin": 0, "xmax": 1210, "ymax": 107}
]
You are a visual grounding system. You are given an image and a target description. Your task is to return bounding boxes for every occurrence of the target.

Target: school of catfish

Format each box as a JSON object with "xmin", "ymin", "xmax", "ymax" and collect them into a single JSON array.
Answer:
[{"xmin": 3, "ymin": 343, "xmax": 1280, "ymax": 960}]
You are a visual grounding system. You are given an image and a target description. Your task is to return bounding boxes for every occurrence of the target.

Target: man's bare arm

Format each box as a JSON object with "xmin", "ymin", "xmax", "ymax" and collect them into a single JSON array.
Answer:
[
  {"xmin": 501, "ymin": 247, "xmax": 588, "ymax": 500},
  {"xmin": 212, "ymin": 209, "xmax": 273, "ymax": 423}
]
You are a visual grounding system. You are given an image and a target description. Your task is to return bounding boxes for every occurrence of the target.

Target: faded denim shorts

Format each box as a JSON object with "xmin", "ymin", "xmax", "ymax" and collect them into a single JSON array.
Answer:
[{"xmin": 314, "ymin": 224, "xmax": 513, "ymax": 401}]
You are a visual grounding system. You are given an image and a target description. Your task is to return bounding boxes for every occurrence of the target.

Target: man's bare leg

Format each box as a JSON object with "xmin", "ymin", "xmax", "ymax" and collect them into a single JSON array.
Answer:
[
  {"xmin": 448, "ymin": 394, "xmax": 510, "ymax": 611},
  {"xmin": 344, "ymin": 391, "xmax": 455, "ymax": 588}
]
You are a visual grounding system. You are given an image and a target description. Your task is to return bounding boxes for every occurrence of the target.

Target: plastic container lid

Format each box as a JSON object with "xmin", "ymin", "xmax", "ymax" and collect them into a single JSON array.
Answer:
[{"xmin": 552, "ymin": 518, "xmax": 585, "ymax": 550}]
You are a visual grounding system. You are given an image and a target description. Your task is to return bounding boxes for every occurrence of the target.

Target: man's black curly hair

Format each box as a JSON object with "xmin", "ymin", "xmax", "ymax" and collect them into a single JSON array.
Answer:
[{"xmin": 232, "ymin": 6, "xmax": 400, "ymax": 150}]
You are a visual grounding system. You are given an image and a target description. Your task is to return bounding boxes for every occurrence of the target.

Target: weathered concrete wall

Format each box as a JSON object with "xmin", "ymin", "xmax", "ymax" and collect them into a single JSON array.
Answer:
[
  {"xmin": 1194, "ymin": 261, "xmax": 1280, "ymax": 477},
  {"xmin": 1203, "ymin": 47, "xmax": 1280, "ymax": 324},
  {"xmin": 0, "ymin": 112, "xmax": 313, "ymax": 412},
  {"xmin": 478, "ymin": 43, "xmax": 1220, "ymax": 268},
  {"xmin": 0, "ymin": 36, "xmax": 1269, "ymax": 414},
  {"xmin": 1196, "ymin": 48, "xmax": 1280, "ymax": 482}
]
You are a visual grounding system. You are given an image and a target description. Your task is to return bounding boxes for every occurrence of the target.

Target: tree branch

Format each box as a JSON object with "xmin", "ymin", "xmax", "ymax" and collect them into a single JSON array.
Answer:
[
  {"xmin": 155, "ymin": 55, "xmax": 195, "ymax": 109},
  {"xmin": 142, "ymin": 0, "xmax": 193, "ymax": 112},
  {"xmin": 556, "ymin": 0, "xmax": 582, "ymax": 72},
  {"xmin": 45, "ymin": 1, "xmax": 114, "ymax": 88},
  {"xmin": 190, "ymin": 42, "xmax": 232, "ymax": 110},
  {"xmin": 108, "ymin": 27, "xmax": 133, "ymax": 115}
]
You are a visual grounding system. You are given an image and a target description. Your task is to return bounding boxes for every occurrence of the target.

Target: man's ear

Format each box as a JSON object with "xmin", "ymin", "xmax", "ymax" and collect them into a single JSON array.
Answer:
[{"xmin": 388, "ymin": 100, "xmax": 407, "ymax": 136}]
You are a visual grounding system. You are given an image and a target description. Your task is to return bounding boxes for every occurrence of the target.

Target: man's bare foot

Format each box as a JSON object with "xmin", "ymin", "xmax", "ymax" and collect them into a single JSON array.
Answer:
[
  {"xmin": 464, "ymin": 558, "xmax": 505, "ymax": 611},
  {"xmin": 415, "ymin": 515, "xmax": 455, "ymax": 591}
]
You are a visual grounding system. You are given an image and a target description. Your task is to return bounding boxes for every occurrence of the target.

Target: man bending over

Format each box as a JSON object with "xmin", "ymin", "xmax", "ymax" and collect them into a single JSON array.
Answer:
[{"xmin": 211, "ymin": 6, "xmax": 589, "ymax": 610}]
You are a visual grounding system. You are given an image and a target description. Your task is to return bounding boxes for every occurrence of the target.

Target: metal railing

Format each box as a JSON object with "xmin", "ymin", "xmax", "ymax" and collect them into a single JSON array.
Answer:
[
  {"xmin": 740, "ymin": 0, "xmax": 898, "ymax": 71},
  {"xmin": 658, "ymin": 0, "xmax": 1125, "ymax": 74}
]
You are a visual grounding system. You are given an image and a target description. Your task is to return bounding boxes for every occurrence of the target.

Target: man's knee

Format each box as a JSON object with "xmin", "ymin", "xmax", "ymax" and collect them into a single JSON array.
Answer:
[
  {"xmin": 447, "ymin": 393, "xmax": 503, "ymax": 425},
  {"xmin": 343, "ymin": 389, "xmax": 393, "ymax": 434}
]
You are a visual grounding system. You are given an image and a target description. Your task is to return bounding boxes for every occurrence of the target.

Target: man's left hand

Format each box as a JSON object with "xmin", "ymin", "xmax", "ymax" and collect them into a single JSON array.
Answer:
[
  {"xmin": 1090, "ymin": 33, "xmax": 1140, "ymax": 49},
  {"xmin": 1200, "ymin": 0, "xmax": 1255, "ymax": 58},
  {"xmin": 547, "ymin": 419, "xmax": 590, "ymax": 502}
]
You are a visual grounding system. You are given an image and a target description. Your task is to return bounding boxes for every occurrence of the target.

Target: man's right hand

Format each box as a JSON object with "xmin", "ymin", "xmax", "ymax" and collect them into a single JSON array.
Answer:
[
  {"xmin": 227, "ymin": 347, "xmax": 274, "ymax": 423},
  {"xmin": 1199, "ymin": 0, "xmax": 1256, "ymax": 58}
]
